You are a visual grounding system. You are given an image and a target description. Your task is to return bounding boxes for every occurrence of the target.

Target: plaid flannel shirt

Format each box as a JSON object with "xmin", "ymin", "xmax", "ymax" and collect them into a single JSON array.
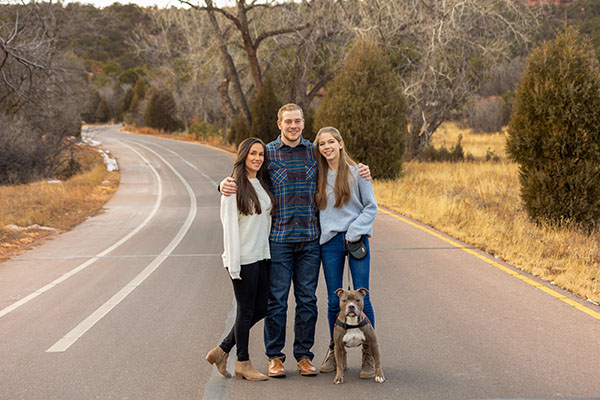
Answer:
[{"xmin": 266, "ymin": 136, "xmax": 319, "ymax": 243}]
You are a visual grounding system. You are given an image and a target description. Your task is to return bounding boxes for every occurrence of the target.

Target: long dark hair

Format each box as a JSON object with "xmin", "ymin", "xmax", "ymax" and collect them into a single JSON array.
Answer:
[
  {"xmin": 232, "ymin": 137, "xmax": 276, "ymax": 216},
  {"xmin": 314, "ymin": 127, "xmax": 356, "ymax": 210}
]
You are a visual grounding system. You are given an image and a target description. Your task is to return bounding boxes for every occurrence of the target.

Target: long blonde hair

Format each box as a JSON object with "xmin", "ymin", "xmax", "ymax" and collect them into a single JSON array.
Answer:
[{"xmin": 314, "ymin": 127, "xmax": 356, "ymax": 210}]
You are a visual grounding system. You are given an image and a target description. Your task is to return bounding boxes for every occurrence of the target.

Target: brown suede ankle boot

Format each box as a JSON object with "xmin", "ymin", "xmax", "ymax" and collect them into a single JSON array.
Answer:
[
  {"xmin": 234, "ymin": 360, "xmax": 268, "ymax": 381},
  {"xmin": 205, "ymin": 346, "xmax": 232, "ymax": 378},
  {"xmin": 319, "ymin": 342, "xmax": 336, "ymax": 373}
]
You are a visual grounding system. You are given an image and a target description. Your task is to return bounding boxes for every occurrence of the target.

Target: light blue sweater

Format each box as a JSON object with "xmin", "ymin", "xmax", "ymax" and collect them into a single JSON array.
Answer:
[{"xmin": 319, "ymin": 165, "xmax": 378, "ymax": 245}]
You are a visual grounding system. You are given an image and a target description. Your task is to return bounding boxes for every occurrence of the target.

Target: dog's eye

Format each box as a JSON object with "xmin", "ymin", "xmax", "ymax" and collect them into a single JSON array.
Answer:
[
  {"xmin": 342, "ymin": 299, "xmax": 346, "ymax": 303},
  {"xmin": 357, "ymin": 299, "xmax": 361, "ymax": 302}
]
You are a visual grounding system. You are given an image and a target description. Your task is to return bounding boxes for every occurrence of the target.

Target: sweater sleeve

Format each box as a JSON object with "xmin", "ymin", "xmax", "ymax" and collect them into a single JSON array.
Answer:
[
  {"xmin": 346, "ymin": 175, "xmax": 378, "ymax": 242},
  {"xmin": 220, "ymin": 194, "xmax": 241, "ymax": 279}
]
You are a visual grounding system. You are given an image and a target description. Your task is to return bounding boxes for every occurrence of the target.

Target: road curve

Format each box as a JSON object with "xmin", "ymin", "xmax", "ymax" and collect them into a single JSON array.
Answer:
[{"xmin": 1, "ymin": 125, "xmax": 600, "ymax": 400}]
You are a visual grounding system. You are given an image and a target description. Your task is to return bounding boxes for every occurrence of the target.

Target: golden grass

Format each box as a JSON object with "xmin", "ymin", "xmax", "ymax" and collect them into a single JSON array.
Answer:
[
  {"xmin": 0, "ymin": 145, "xmax": 120, "ymax": 260},
  {"xmin": 430, "ymin": 122, "xmax": 508, "ymax": 160},
  {"xmin": 373, "ymin": 124, "xmax": 600, "ymax": 304}
]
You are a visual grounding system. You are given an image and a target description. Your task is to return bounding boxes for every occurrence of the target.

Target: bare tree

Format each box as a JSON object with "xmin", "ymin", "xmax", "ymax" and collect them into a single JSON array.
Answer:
[
  {"xmin": 175, "ymin": 0, "xmax": 316, "ymax": 126},
  {"xmin": 272, "ymin": 0, "xmax": 353, "ymax": 110},
  {"xmin": 342, "ymin": 0, "xmax": 540, "ymax": 158},
  {"xmin": 134, "ymin": 0, "xmax": 354, "ymax": 129},
  {"xmin": 134, "ymin": 0, "xmax": 539, "ymax": 147},
  {"xmin": 0, "ymin": 2, "xmax": 86, "ymax": 184},
  {"xmin": 132, "ymin": 7, "xmax": 225, "ymax": 130}
]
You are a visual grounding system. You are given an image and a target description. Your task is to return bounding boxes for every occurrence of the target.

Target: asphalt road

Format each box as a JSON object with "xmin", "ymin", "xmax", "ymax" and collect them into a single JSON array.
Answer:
[{"xmin": 1, "ymin": 125, "xmax": 600, "ymax": 400}]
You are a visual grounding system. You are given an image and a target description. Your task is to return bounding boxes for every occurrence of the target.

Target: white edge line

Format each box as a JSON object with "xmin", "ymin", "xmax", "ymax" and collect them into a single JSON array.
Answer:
[
  {"xmin": 0, "ymin": 141, "xmax": 163, "ymax": 320},
  {"xmin": 133, "ymin": 137, "xmax": 218, "ymax": 186},
  {"xmin": 47, "ymin": 141, "xmax": 198, "ymax": 352}
]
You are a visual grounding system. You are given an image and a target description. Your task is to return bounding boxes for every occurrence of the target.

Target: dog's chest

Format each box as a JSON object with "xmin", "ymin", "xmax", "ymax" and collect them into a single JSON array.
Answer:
[{"xmin": 343, "ymin": 328, "xmax": 365, "ymax": 347}]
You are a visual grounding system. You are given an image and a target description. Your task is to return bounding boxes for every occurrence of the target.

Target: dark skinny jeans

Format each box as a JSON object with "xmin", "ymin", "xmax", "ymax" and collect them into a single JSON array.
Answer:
[{"xmin": 220, "ymin": 259, "xmax": 269, "ymax": 361}]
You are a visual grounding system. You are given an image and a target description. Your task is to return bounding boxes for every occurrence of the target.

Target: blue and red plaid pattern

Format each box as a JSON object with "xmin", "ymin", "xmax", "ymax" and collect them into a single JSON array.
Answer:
[{"xmin": 266, "ymin": 136, "xmax": 319, "ymax": 243}]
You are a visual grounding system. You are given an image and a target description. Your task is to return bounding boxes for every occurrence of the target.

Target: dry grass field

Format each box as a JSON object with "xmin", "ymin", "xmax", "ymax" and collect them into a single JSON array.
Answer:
[
  {"xmin": 0, "ymin": 143, "xmax": 120, "ymax": 261},
  {"xmin": 431, "ymin": 122, "xmax": 508, "ymax": 160},
  {"xmin": 373, "ymin": 124, "xmax": 600, "ymax": 304}
]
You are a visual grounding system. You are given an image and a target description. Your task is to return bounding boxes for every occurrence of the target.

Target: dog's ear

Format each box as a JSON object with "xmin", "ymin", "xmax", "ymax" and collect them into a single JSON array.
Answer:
[
  {"xmin": 357, "ymin": 288, "xmax": 369, "ymax": 297},
  {"xmin": 335, "ymin": 288, "xmax": 345, "ymax": 297}
]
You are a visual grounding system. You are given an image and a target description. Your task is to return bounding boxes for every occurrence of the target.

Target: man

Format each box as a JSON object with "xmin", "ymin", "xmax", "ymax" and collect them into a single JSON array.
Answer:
[{"xmin": 219, "ymin": 103, "xmax": 370, "ymax": 377}]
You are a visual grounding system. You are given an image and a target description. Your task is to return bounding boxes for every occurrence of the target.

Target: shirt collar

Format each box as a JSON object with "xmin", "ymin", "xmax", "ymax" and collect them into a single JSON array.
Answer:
[{"xmin": 275, "ymin": 135, "xmax": 311, "ymax": 150}]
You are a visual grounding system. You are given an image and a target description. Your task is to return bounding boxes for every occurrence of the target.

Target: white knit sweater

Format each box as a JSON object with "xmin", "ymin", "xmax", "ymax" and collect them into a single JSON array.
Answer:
[{"xmin": 220, "ymin": 178, "xmax": 272, "ymax": 279}]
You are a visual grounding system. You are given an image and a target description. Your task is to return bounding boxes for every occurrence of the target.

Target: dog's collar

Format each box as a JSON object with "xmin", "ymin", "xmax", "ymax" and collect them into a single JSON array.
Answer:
[{"xmin": 335, "ymin": 315, "xmax": 370, "ymax": 330}]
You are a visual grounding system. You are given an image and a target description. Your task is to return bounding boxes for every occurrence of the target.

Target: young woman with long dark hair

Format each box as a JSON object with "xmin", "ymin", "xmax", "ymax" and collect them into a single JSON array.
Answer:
[{"xmin": 206, "ymin": 137, "xmax": 275, "ymax": 381}]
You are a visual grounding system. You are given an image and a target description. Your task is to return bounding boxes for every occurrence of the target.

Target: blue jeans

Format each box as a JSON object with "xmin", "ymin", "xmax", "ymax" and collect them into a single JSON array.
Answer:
[
  {"xmin": 321, "ymin": 232, "xmax": 375, "ymax": 341},
  {"xmin": 264, "ymin": 239, "xmax": 320, "ymax": 362}
]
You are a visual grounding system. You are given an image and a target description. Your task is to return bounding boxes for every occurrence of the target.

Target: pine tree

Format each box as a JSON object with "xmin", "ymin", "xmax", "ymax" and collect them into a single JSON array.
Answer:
[
  {"xmin": 129, "ymin": 78, "xmax": 147, "ymax": 112},
  {"xmin": 117, "ymin": 87, "xmax": 134, "ymax": 122},
  {"xmin": 249, "ymin": 75, "xmax": 280, "ymax": 144},
  {"xmin": 144, "ymin": 89, "xmax": 183, "ymax": 132},
  {"xmin": 507, "ymin": 30, "xmax": 600, "ymax": 230},
  {"xmin": 315, "ymin": 37, "xmax": 407, "ymax": 179},
  {"xmin": 95, "ymin": 97, "xmax": 111, "ymax": 123},
  {"xmin": 227, "ymin": 113, "xmax": 250, "ymax": 145},
  {"xmin": 82, "ymin": 89, "xmax": 101, "ymax": 123}
]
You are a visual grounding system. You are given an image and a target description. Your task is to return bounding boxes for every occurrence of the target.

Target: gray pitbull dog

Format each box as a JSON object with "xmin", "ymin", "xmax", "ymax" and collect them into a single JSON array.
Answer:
[{"xmin": 333, "ymin": 288, "xmax": 385, "ymax": 384}]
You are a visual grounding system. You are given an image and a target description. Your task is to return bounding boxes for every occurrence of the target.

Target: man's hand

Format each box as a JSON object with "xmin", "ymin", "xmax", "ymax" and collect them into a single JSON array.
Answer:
[
  {"xmin": 220, "ymin": 177, "xmax": 238, "ymax": 196},
  {"xmin": 357, "ymin": 163, "xmax": 371, "ymax": 181}
]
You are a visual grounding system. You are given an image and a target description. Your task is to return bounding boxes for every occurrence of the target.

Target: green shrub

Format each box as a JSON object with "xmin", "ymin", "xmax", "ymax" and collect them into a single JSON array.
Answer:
[
  {"xmin": 302, "ymin": 107, "xmax": 316, "ymax": 142},
  {"xmin": 189, "ymin": 114, "xmax": 217, "ymax": 140},
  {"xmin": 507, "ymin": 29, "xmax": 600, "ymax": 230},
  {"xmin": 82, "ymin": 89, "xmax": 101, "ymax": 123},
  {"xmin": 420, "ymin": 135, "xmax": 470, "ymax": 162},
  {"xmin": 117, "ymin": 88, "xmax": 134, "ymax": 122},
  {"xmin": 144, "ymin": 89, "xmax": 183, "ymax": 132},
  {"xmin": 95, "ymin": 97, "xmax": 111, "ymax": 123},
  {"xmin": 249, "ymin": 76, "xmax": 280, "ymax": 144},
  {"xmin": 227, "ymin": 113, "xmax": 250, "ymax": 145},
  {"xmin": 130, "ymin": 78, "xmax": 147, "ymax": 112},
  {"xmin": 118, "ymin": 69, "xmax": 139, "ymax": 85},
  {"xmin": 314, "ymin": 37, "xmax": 407, "ymax": 179}
]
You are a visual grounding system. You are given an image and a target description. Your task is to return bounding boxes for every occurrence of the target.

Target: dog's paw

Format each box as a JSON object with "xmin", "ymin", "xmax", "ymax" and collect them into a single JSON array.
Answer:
[
  {"xmin": 375, "ymin": 373, "xmax": 385, "ymax": 383},
  {"xmin": 333, "ymin": 375, "xmax": 344, "ymax": 384}
]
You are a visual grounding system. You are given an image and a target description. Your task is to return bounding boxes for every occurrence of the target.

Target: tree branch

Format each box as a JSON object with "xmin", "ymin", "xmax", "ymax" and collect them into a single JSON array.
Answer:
[{"xmin": 254, "ymin": 22, "xmax": 310, "ymax": 48}]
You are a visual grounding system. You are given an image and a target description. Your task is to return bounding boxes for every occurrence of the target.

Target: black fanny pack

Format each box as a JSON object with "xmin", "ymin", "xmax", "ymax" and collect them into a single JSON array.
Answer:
[{"xmin": 345, "ymin": 236, "xmax": 367, "ymax": 260}]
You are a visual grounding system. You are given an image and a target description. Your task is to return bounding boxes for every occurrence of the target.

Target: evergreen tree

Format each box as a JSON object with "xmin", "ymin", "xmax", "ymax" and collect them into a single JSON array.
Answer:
[
  {"xmin": 227, "ymin": 113, "xmax": 250, "ymax": 146},
  {"xmin": 130, "ymin": 77, "xmax": 146, "ymax": 112},
  {"xmin": 82, "ymin": 89, "xmax": 101, "ymax": 123},
  {"xmin": 144, "ymin": 89, "xmax": 183, "ymax": 132},
  {"xmin": 315, "ymin": 37, "xmax": 407, "ymax": 179},
  {"xmin": 249, "ymin": 75, "xmax": 280, "ymax": 144},
  {"xmin": 507, "ymin": 29, "xmax": 600, "ymax": 230},
  {"xmin": 117, "ymin": 87, "xmax": 134, "ymax": 121},
  {"xmin": 118, "ymin": 69, "xmax": 139, "ymax": 85},
  {"xmin": 95, "ymin": 97, "xmax": 111, "ymax": 123}
]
